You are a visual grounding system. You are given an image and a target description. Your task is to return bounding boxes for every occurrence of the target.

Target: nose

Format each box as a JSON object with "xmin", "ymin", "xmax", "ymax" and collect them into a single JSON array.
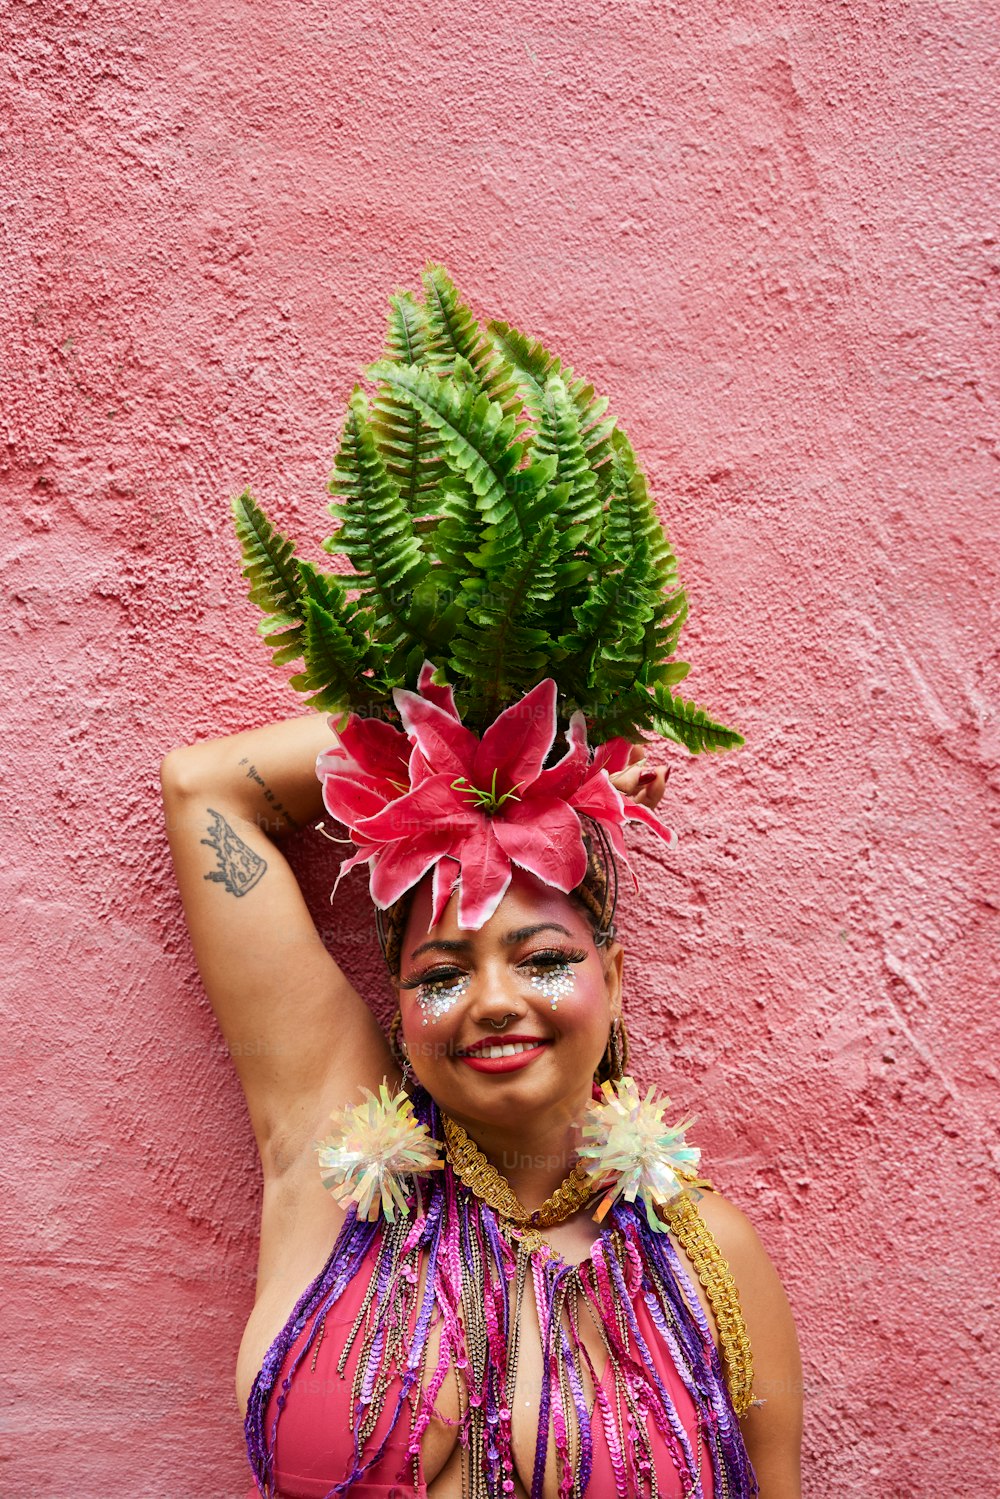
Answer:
[{"xmin": 465, "ymin": 965, "xmax": 529, "ymax": 1029}]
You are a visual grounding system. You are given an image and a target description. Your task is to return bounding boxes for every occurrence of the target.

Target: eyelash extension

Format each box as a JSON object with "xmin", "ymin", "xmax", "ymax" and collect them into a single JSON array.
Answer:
[
  {"xmin": 521, "ymin": 947, "xmax": 587, "ymax": 970},
  {"xmin": 399, "ymin": 967, "xmax": 468, "ymax": 990},
  {"xmin": 399, "ymin": 949, "xmax": 587, "ymax": 989}
]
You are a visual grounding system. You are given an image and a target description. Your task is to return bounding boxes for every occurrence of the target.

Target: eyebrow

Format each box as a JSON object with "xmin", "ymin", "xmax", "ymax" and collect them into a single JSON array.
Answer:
[{"xmin": 408, "ymin": 922, "xmax": 574, "ymax": 961}]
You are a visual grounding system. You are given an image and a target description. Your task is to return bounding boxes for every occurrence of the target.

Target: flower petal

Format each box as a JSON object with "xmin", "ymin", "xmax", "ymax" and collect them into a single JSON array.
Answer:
[
  {"xmin": 591, "ymin": 737, "xmax": 634, "ymax": 776},
  {"xmin": 330, "ymin": 844, "xmax": 375, "ymax": 897},
  {"xmin": 528, "ymin": 710, "xmax": 591, "ymax": 800},
  {"xmin": 587, "ymin": 812, "xmax": 630, "ymax": 865},
  {"xmin": 492, "ymin": 797, "xmax": 588, "ymax": 892},
  {"xmin": 320, "ymin": 772, "xmax": 401, "ymax": 825},
  {"xmin": 334, "ymin": 713, "xmax": 412, "ymax": 782},
  {"xmin": 569, "ymin": 768, "xmax": 628, "ymax": 826},
  {"xmin": 430, "ymin": 855, "xmax": 462, "ymax": 927},
  {"xmin": 368, "ymin": 830, "xmax": 458, "ymax": 909},
  {"xmin": 316, "ymin": 742, "xmax": 348, "ymax": 773},
  {"xmin": 568, "ymin": 770, "xmax": 631, "ymax": 862},
  {"xmin": 417, "ymin": 660, "xmax": 461, "ymax": 719},
  {"xmin": 472, "ymin": 678, "xmax": 558, "ymax": 792},
  {"xmin": 452, "ymin": 821, "xmax": 512, "ymax": 928},
  {"xmin": 623, "ymin": 799, "xmax": 678, "ymax": 848},
  {"xmin": 353, "ymin": 774, "xmax": 477, "ymax": 844},
  {"xmin": 393, "ymin": 688, "xmax": 479, "ymax": 777}
]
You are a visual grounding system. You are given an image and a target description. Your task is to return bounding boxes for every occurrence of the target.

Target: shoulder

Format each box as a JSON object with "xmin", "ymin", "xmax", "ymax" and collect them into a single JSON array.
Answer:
[
  {"xmin": 685, "ymin": 1184, "xmax": 796, "ymax": 1347},
  {"xmin": 688, "ymin": 1185, "xmax": 773, "ymax": 1287}
]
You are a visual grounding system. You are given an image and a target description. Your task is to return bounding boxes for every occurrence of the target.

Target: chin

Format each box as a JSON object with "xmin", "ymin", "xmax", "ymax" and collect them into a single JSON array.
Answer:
[{"xmin": 422, "ymin": 1059, "xmax": 594, "ymax": 1126}]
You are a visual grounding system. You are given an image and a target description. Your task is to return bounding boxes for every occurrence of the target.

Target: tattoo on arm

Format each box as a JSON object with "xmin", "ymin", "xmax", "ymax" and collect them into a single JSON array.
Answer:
[
  {"xmin": 201, "ymin": 808, "xmax": 267, "ymax": 897},
  {"xmin": 236, "ymin": 756, "xmax": 302, "ymax": 831}
]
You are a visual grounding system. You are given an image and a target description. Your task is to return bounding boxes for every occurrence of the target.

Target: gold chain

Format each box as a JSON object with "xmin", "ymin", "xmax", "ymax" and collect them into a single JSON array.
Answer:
[
  {"xmin": 661, "ymin": 1185, "xmax": 756, "ymax": 1418},
  {"xmin": 441, "ymin": 1114, "xmax": 595, "ymax": 1229}
]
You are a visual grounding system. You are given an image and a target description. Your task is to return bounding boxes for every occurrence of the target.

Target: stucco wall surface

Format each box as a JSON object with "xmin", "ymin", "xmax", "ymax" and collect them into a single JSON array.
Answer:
[{"xmin": 2, "ymin": 1, "xmax": 997, "ymax": 1494}]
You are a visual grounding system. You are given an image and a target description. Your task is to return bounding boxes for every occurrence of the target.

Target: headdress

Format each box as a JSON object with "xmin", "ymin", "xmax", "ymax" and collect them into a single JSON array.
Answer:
[{"xmin": 232, "ymin": 262, "xmax": 741, "ymax": 927}]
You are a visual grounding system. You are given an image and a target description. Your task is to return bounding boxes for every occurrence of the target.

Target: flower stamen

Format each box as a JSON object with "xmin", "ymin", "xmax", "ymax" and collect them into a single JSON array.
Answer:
[{"xmin": 450, "ymin": 769, "xmax": 524, "ymax": 815}]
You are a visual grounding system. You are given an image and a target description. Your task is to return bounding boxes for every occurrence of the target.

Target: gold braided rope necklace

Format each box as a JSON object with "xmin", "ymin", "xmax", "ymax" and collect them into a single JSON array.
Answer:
[{"xmin": 441, "ymin": 1113, "xmax": 595, "ymax": 1232}]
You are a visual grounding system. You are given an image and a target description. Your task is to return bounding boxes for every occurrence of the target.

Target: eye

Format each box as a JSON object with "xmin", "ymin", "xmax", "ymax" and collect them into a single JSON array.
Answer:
[
  {"xmin": 520, "ymin": 947, "xmax": 587, "ymax": 972},
  {"xmin": 406, "ymin": 968, "xmax": 472, "ymax": 1026},
  {"xmin": 520, "ymin": 949, "xmax": 586, "ymax": 1010},
  {"xmin": 399, "ymin": 966, "xmax": 464, "ymax": 990},
  {"xmin": 419, "ymin": 968, "xmax": 467, "ymax": 988}
]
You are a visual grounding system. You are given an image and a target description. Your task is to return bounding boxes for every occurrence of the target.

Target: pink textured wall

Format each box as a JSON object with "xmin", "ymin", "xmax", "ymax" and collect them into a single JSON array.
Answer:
[{"xmin": 3, "ymin": 2, "xmax": 997, "ymax": 1494}]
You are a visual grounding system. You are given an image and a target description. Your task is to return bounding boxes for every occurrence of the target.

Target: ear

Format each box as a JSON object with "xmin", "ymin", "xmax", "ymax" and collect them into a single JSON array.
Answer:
[{"xmin": 602, "ymin": 940, "xmax": 624, "ymax": 1022}]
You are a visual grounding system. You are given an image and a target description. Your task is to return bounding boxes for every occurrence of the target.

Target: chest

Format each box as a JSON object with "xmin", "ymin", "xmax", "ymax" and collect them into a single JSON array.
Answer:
[{"xmin": 246, "ymin": 1215, "xmax": 721, "ymax": 1499}]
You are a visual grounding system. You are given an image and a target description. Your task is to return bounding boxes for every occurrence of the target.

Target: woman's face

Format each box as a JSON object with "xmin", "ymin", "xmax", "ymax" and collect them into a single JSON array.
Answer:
[{"xmin": 396, "ymin": 868, "xmax": 623, "ymax": 1136}]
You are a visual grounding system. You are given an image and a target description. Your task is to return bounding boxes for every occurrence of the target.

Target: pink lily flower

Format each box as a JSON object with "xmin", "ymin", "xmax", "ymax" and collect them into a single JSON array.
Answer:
[{"xmin": 316, "ymin": 662, "xmax": 677, "ymax": 930}]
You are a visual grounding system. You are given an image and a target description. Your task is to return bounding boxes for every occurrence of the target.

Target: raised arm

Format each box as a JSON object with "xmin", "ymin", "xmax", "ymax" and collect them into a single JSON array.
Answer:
[{"xmin": 159, "ymin": 714, "xmax": 393, "ymax": 1177}]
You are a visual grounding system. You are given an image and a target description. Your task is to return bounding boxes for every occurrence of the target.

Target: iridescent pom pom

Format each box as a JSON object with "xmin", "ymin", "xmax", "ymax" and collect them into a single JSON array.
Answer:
[
  {"xmin": 578, "ymin": 1076, "xmax": 700, "ymax": 1232},
  {"xmin": 314, "ymin": 1080, "xmax": 443, "ymax": 1222}
]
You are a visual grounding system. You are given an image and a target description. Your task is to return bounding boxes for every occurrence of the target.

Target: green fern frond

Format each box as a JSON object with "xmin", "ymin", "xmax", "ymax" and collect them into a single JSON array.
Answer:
[
  {"xmin": 557, "ymin": 542, "xmax": 655, "ymax": 696},
  {"xmin": 431, "ymin": 474, "xmax": 486, "ymax": 575},
  {"xmin": 325, "ymin": 388, "xmax": 429, "ymax": 650},
  {"xmin": 231, "ymin": 489, "xmax": 316, "ymax": 671},
  {"xmin": 232, "ymin": 489, "xmax": 304, "ymax": 619},
  {"xmin": 603, "ymin": 429, "xmax": 678, "ymax": 581},
  {"xmin": 230, "ymin": 487, "xmax": 378, "ymax": 692},
  {"xmin": 449, "ymin": 513, "xmax": 560, "ymax": 725},
  {"xmin": 380, "ymin": 289, "xmax": 433, "ymax": 366},
  {"xmin": 499, "ymin": 453, "xmax": 563, "ymax": 544},
  {"xmin": 369, "ymin": 391, "xmax": 450, "ymax": 521},
  {"xmin": 421, "ymin": 264, "xmax": 524, "ymax": 418},
  {"xmin": 532, "ymin": 375, "xmax": 602, "ymax": 542},
  {"xmin": 366, "ymin": 361, "xmax": 529, "ymax": 529},
  {"xmin": 647, "ymin": 684, "xmax": 745, "ymax": 753},
  {"xmin": 371, "ymin": 292, "xmax": 449, "ymax": 518},
  {"xmin": 486, "ymin": 320, "xmax": 616, "ymax": 483},
  {"xmin": 289, "ymin": 595, "xmax": 375, "ymax": 714},
  {"xmin": 298, "ymin": 558, "xmax": 377, "ymax": 659},
  {"xmin": 598, "ymin": 427, "xmax": 689, "ymax": 688},
  {"xmin": 404, "ymin": 570, "xmax": 464, "ymax": 652},
  {"xmin": 639, "ymin": 592, "xmax": 689, "ymax": 679}
]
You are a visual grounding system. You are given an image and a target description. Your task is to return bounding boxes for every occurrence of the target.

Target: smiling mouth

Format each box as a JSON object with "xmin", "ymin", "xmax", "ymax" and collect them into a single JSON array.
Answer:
[
  {"xmin": 460, "ymin": 1040, "xmax": 548, "ymax": 1060},
  {"xmin": 457, "ymin": 1035, "xmax": 550, "ymax": 1058},
  {"xmin": 456, "ymin": 1038, "xmax": 552, "ymax": 1074}
]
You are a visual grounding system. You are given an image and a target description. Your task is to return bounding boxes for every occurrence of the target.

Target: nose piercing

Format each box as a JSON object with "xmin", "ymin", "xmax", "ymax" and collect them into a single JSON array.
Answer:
[{"xmin": 487, "ymin": 1013, "xmax": 517, "ymax": 1032}]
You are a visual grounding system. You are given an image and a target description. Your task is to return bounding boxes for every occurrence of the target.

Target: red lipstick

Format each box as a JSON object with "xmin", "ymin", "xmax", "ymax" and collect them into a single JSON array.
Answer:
[{"xmin": 458, "ymin": 1036, "xmax": 551, "ymax": 1074}]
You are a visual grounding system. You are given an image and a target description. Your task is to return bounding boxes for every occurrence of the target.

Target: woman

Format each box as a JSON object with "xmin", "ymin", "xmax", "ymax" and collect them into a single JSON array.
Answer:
[
  {"xmin": 160, "ymin": 705, "xmax": 801, "ymax": 1498},
  {"xmin": 163, "ymin": 264, "xmax": 801, "ymax": 1495}
]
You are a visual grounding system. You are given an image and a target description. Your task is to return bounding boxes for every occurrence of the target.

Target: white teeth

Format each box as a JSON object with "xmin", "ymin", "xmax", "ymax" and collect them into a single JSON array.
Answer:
[{"xmin": 469, "ymin": 1040, "xmax": 542, "ymax": 1059}]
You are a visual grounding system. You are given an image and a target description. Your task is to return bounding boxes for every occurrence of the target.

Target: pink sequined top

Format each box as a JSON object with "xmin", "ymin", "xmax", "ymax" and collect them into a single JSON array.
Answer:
[{"xmin": 244, "ymin": 1231, "xmax": 718, "ymax": 1499}]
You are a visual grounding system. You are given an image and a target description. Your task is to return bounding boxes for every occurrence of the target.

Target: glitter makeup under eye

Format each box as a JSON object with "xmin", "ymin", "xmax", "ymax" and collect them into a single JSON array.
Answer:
[
  {"xmin": 529, "ymin": 964, "xmax": 576, "ymax": 1010},
  {"xmin": 416, "ymin": 972, "xmax": 471, "ymax": 1025}
]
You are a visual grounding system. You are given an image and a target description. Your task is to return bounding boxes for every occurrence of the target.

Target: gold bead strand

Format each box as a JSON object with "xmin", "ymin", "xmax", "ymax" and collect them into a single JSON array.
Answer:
[{"xmin": 661, "ymin": 1191, "xmax": 755, "ymax": 1419}]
